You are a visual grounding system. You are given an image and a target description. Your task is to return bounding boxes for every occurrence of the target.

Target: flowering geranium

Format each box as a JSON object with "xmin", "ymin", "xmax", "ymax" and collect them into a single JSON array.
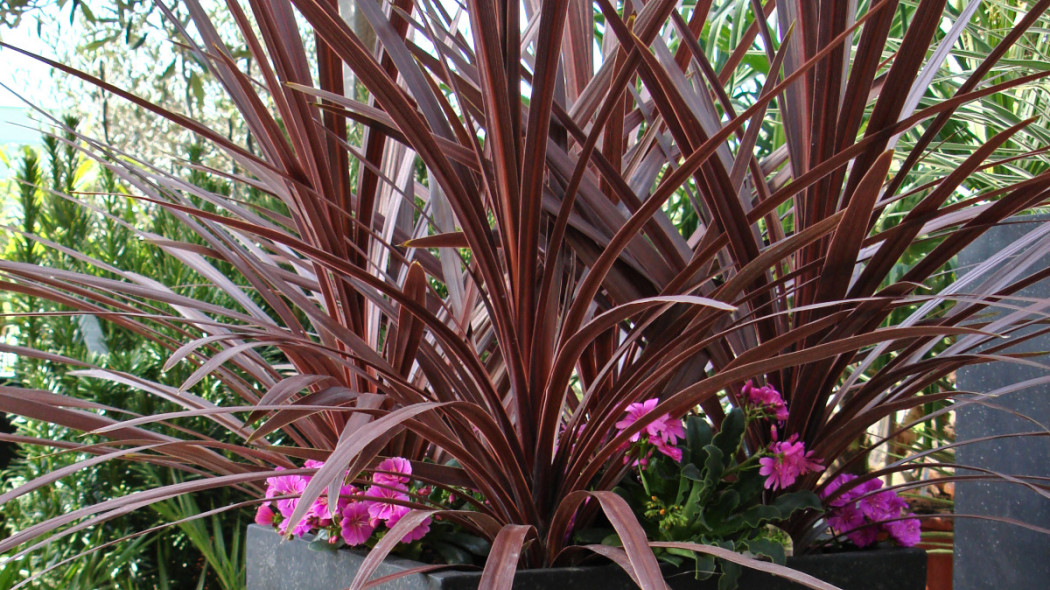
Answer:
[
  {"xmin": 759, "ymin": 435, "xmax": 823, "ymax": 490},
  {"xmin": 615, "ymin": 398, "xmax": 685, "ymax": 464},
  {"xmin": 883, "ymin": 516, "xmax": 922, "ymax": 547},
  {"xmin": 365, "ymin": 483, "xmax": 412, "ymax": 524},
  {"xmin": 399, "ymin": 517, "xmax": 432, "ymax": 543},
  {"xmin": 373, "ymin": 457, "xmax": 412, "ymax": 486},
  {"xmin": 821, "ymin": 473, "xmax": 922, "ymax": 547},
  {"xmin": 264, "ymin": 470, "xmax": 313, "ymax": 537},
  {"xmin": 612, "ymin": 391, "xmax": 826, "ymax": 590},
  {"xmin": 257, "ymin": 457, "xmax": 431, "ymax": 548},
  {"xmin": 741, "ymin": 380, "xmax": 790, "ymax": 421},
  {"xmin": 339, "ymin": 502, "xmax": 376, "ymax": 546}
]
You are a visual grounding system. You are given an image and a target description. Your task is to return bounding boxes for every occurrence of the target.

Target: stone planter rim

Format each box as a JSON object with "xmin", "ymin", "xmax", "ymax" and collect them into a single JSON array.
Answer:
[{"xmin": 246, "ymin": 524, "xmax": 926, "ymax": 590}]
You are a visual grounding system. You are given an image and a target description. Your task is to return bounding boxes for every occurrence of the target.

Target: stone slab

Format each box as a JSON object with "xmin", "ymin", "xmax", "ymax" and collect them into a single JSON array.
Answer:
[{"xmin": 955, "ymin": 215, "xmax": 1050, "ymax": 590}]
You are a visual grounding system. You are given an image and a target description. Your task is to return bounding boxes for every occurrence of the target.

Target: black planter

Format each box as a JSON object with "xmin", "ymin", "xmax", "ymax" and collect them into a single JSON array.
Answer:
[{"xmin": 246, "ymin": 524, "xmax": 926, "ymax": 590}]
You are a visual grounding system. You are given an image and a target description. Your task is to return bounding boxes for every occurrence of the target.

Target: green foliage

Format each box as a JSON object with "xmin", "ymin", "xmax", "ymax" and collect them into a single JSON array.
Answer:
[
  {"xmin": 150, "ymin": 486, "xmax": 246, "ymax": 590},
  {"xmin": 612, "ymin": 411, "xmax": 821, "ymax": 590},
  {"xmin": 0, "ymin": 121, "xmax": 249, "ymax": 589}
]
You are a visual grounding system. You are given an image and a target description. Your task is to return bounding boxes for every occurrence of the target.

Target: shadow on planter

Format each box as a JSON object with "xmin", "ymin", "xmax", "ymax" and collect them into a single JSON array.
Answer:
[{"xmin": 246, "ymin": 525, "xmax": 925, "ymax": 590}]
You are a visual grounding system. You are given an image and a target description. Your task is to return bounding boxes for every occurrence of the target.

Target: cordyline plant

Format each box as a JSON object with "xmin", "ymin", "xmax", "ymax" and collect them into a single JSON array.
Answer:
[{"xmin": 2, "ymin": 0, "xmax": 1050, "ymax": 588}]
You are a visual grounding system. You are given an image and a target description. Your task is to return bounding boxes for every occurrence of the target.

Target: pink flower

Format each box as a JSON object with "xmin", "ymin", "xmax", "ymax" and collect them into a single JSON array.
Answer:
[
  {"xmin": 654, "ymin": 441, "xmax": 683, "ymax": 463},
  {"xmin": 306, "ymin": 494, "xmax": 337, "ymax": 527},
  {"xmin": 827, "ymin": 505, "xmax": 884, "ymax": 547},
  {"xmin": 266, "ymin": 469, "xmax": 308, "ymax": 501},
  {"xmin": 373, "ymin": 457, "xmax": 412, "ymax": 486},
  {"xmin": 400, "ymin": 516, "xmax": 432, "ymax": 543},
  {"xmin": 821, "ymin": 473, "xmax": 918, "ymax": 548},
  {"xmin": 759, "ymin": 456, "xmax": 792, "ymax": 490},
  {"xmin": 269, "ymin": 474, "xmax": 308, "ymax": 520},
  {"xmin": 335, "ymin": 484, "xmax": 359, "ymax": 513},
  {"xmin": 615, "ymin": 399, "xmax": 660, "ymax": 442},
  {"xmin": 825, "ymin": 495, "xmax": 889, "ymax": 547},
  {"xmin": 275, "ymin": 494, "xmax": 305, "ymax": 522},
  {"xmin": 845, "ymin": 522, "xmax": 880, "ymax": 548},
  {"xmin": 261, "ymin": 461, "xmax": 362, "ymax": 539},
  {"xmin": 885, "ymin": 516, "xmax": 922, "ymax": 547},
  {"xmin": 254, "ymin": 504, "xmax": 275, "ymax": 526},
  {"xmin": 826, "ymin": 502, "xmax": 865, "ymax": 539},
  {"xmin": 820, "ymin": 473, "xmax": 858, "ymax": 505},
  {"xmin": 858, "ymin": 488, "xmax": 907, "ymax": 523},
  {"xmin": 262, "ymin": 467, "xmax": 311, "ymax": 536},
  {"xmin": 759, "ymin": 437, "xmax": 822, "ymax": 490},
  {"xmin": 657, "ymin": 415, "xmax": 685, "ymax": 442},
  {"xmin": 822, "ymin": 474, "xmax": 882, "ymax": 507},
  {"xmin": 615, "ymin": 398, "xmax": 685, "ymax": 463},
  {"xmin": 340, "ymin": 502, "xmax": 376, "ymax": 546},
  {"xmin": 741, "ymin": 380, "xmax": 789, "ymax": 421},
  {"xmin": 278, "ymin": 510, "xmax": 313, "ymax": 538},
  {"xmin": 365, "ymin": 484, "xmax": 411, "ymax": 523}
]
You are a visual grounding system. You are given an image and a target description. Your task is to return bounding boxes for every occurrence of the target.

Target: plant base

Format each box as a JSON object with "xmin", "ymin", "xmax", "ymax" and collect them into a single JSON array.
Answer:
[{"xmin": 246, "ymin": 525, "xmax": 926, "ymax": 590}]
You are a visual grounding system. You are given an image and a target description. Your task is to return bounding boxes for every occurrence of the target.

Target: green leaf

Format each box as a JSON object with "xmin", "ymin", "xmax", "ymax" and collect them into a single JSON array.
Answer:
[
  {"xmin": 664, "ymin": 546, "xmax": 696, "ymax": 562},
  {"xmin": 188, "ymin": 72, "xmax": 205, "ymax": 105},
  {"xmin": 741, "ymin": 537, "xmax": 786, "ymax": 564},
  {"xmin": 709, "ymin": 489, "xmax": 741, "ymax": 526},
  {"xmin": 732, "ymin": 504, "xmax": 780, "ymax": 530},
  {"xmin": 160, "ymin": 60, "xmax": 177, "ymax": 80},
  {"xmin": 730, "ymin": 467, "xmax": 765, "ymax": 506},
  {"xmin": 770, "ymin": 490, "xmax": 823, "ymax": 518},
  {"xmin": 686, "ymin": 415, "xmax": 714, "ymax": 464},
  {"xmin": 713, "ymin": 409, "xmax": 745, "ymax": 460},
  {"xmin": 692, "ymin": 552, "xmax": 717, "ymax": 580},
  {"xmin": 702, "ymin": 445, "xmax": 725, "ymax": 489},
  {"xmin": 83, "ymin": 33, "xmax": 119, "ymax": 51},
  {"xmin": 680, "ymin": 462, "xmax": 703, "ymax": 482},
  {"xmin": 680, "ymin": 479, "xmax": 708, "ymax": 530},
  {"xmin": 656, "ymin": 551, "xmax": 684, "ymax": 567},
  {"xmin": 718, "ymin": 558, "xmax": 742, "ymax": 590},
  {"xmin": 77, "ymin": 1, "xmax": 96, "ymax": 24}
]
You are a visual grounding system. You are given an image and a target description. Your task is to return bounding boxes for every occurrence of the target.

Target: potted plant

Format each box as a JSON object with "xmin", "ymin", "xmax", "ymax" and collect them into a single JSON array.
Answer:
[
  {"xmin": 1, "ymin": 1, "xmax": 1049, "ymax": 589},
  {"xmin": 246, "ymin": 391, "xmax": 927, "ymax": 589}
]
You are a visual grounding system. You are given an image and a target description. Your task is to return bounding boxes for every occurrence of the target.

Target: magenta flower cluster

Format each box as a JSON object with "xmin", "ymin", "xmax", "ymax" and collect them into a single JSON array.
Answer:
[
  {"xmin": 741, "ymin": 379, "xmax": 789, "ymax": 421},
  {"xmin": 615, "ymin": 398, "xmax": 685, "ymax": 465},
  {"xmin": 255, "ymin": 457, "xmax": 430, "ymax": 546},
  {"xmin": 821, "ymin": 473, "xmax": 921, "ymax": 547},
  {"xmin": 614, "ymin": 391, "xmax": 823, "ymax": 492},
  {"xmin": 758, "ymin": 435, "xmax": 823, "ymax": 490},
  {"xmin": 740, "ymin": 382, "xmax": 823, "ymax": 490}
]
